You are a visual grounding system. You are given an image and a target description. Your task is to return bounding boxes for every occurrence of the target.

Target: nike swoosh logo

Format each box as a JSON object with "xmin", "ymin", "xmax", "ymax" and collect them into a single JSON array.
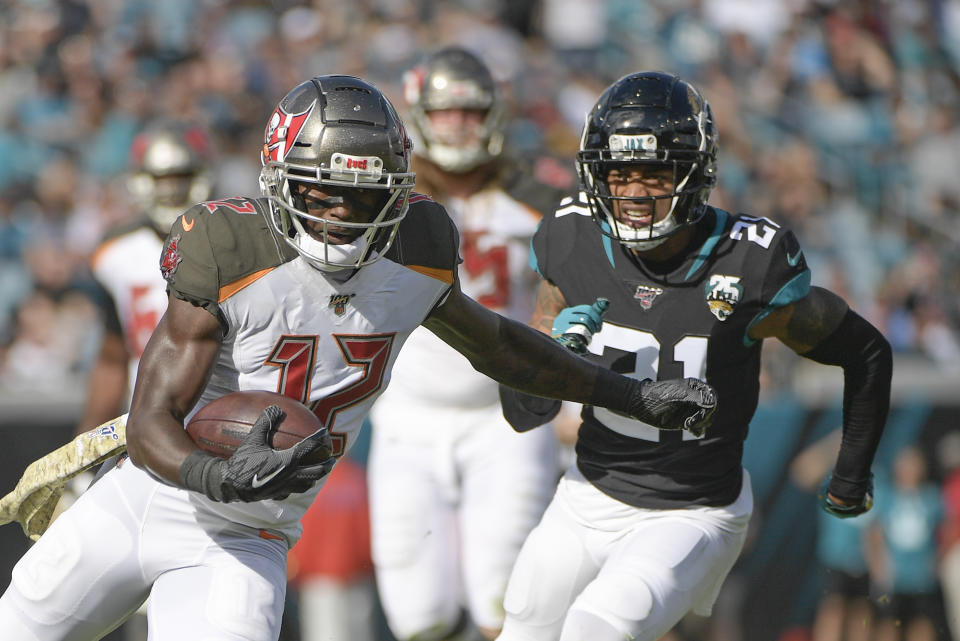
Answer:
[
  {"xmin": 787, "ymin": 249, "xmax": 803, "ymax": 266},
  {"xmin": 181, "ymin": 217, "xmax": 195, "ymax": 232},
  {"xmin": 251, "ymin": 466, "xmax": 284, "ymax": 489}
]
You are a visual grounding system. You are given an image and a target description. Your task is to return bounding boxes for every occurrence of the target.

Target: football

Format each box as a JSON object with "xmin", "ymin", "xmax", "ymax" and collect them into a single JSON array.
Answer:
[{"xmin": 186, "ymin": 390, "xmax": 332, "ymax": 463}]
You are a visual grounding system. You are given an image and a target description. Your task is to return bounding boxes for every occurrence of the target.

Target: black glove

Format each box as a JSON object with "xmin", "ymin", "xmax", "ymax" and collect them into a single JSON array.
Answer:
[
  {"xmin": 819, "ymin": 474, "xmax": 874, "ymax": 519},
  {"xmin": 625, "ymin": 378, "xmax": 717, "ymax": 438},
  {"xmin": 180, "ymin": 405, "xmax": 335, "ymax": 502}
]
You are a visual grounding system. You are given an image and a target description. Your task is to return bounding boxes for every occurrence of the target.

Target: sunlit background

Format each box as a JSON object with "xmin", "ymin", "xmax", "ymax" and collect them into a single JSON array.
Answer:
[{"xmin": 1, "ymin": 2, "xmax": 959, "ymax": 640}]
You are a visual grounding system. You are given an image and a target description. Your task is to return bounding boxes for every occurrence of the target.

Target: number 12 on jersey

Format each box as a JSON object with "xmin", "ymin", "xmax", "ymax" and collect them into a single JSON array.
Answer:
[{"xmin": 265, "ymin": 333, "xmax": 395, "ymax": 456}]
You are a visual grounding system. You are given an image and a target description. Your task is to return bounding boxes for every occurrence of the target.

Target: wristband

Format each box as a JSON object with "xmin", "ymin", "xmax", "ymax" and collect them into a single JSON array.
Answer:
[
  {"xmin": 588, "ymin": 369, "xmax": 645, "ymax": 414},
  {"xmin": 179, "ymin": 450, "xmax": 227, "ymax": 502}
]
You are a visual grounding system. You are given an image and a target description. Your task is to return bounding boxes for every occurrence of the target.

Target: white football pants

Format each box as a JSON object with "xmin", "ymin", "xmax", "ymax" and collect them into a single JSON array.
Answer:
[
  {"xmin": 498, "ymin": 466, "xmax": 753, "ymax": 641},
  {"xmin": 369, "ymin": 398, "xmax": 558, "ymax": 638},
  {"xmin": 0, "ymin": 460, "xmax": 289, "ymax": 641}
]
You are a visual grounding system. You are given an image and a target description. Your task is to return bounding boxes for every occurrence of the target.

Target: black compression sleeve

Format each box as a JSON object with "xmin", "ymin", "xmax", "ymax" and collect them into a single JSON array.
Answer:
[
  {"xmin": 588, "ymin": 368, "xmax": 644, "ymax": 414},
  {"xmin": 801, "ymin": 310, "xmax": 892, "ymax": 501},
  {"xmin": 499, "ymin": 385, "xmax": 562, "ymax": 432}
]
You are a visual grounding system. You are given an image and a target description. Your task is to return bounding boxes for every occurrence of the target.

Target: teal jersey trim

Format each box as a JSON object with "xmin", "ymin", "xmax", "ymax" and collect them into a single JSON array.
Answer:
[
  {"xmin": 528, "ymin": 235, "xmax": 541, "ymax": 277},
  {"xmin": 600, "ymin": 219, "xmax": 616, "ymax": 269},
  {"xmin": 685, "ymin": 208, "xmax": 729, "ymax": 281},
  {"xmin": 743, "ymin": 269, "xmax": 812, "ymax": 347}
]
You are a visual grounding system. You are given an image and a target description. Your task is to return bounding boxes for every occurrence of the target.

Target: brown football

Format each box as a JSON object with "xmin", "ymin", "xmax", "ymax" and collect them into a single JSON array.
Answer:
[{"xmin": 186, "ymin": 390, "xmax": 332, "ymax": 463}]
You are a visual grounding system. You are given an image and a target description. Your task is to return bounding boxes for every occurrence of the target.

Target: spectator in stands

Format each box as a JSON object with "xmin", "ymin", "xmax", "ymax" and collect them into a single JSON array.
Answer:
[{"xmin": 868, "ymin": 447, "xmax": 947, "ymax": 641}]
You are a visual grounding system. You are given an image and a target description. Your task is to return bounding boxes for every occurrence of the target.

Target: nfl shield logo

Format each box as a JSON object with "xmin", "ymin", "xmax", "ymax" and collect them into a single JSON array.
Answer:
[
  {"xmin": 634, "ymin": 285, "xmax": 663, "ymax": 310},
  {"xmin": 329, "ymin": 294, "xmax": 354, "ymax": 316}
]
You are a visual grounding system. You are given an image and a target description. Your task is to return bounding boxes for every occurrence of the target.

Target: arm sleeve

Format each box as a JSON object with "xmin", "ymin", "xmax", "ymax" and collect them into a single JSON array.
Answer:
[
  {"xmin": 499, "ymin": 385, "xmax": 562, "ymax": 432},
  {"xmin": 801, "ymin": 309, "xmax": 893, "ymax": 501}
]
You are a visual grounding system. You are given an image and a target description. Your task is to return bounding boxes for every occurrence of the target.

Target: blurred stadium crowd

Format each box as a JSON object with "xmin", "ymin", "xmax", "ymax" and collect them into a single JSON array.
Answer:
[
  {"xmin": 1, "ymin": 0, "xmax": 960, "ymax": 640},
  {"xmin": 1, "ymin": 0, "xmax": 959, "ymax": 392}
]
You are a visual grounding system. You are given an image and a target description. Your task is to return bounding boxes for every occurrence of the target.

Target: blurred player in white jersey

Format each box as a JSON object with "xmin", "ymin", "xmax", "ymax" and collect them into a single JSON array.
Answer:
[
  {"xmin": 80, "ymin": 121, "xmax": 213, "ymax": 433},
  {"xmin": 0, "ymin": 73, "xmax": 715, "ymax": 641},
  {"xmin": 368, "ymin": 48, "xmax": 574, "ymax": 641}
]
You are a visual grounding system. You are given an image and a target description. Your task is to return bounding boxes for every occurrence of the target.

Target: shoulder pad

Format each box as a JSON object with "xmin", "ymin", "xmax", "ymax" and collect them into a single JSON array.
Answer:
[
  {"xmin": 91, "ymin": 218, "xmax": 161, "ymax": 270},
  {"xmin": 161, "ymin": 197, "xmax": 294, "ymax": 313},
  {"xmin": 499, "ymin": 154, "xmax": 577, "ymax": 215},
  {"xmin": 99, "ymin": 217, "xmax": 159, "ymax": 245},
  {"xmin": 384, "ymin": 194, "xmax": 459, "ymax": 281},
  {"xmin": 530, "ymin": 191, "xmax": 588, "ymax": 279}
]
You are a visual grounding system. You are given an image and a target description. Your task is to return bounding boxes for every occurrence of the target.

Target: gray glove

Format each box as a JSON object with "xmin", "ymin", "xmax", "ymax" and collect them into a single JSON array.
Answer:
[
  {"xmin": 626, "ymin": 378, "xmax": 717, "ymax": 438},
  {"xmin": 180, "ymin": 405, "xmax": 335, "ymax": 502}
]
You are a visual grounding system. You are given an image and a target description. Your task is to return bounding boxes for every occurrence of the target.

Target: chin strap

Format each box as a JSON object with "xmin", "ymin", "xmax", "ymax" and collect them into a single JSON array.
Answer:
[{"xmin": 295, "ymin": 232, "xmax": 369, "ymax": 272}]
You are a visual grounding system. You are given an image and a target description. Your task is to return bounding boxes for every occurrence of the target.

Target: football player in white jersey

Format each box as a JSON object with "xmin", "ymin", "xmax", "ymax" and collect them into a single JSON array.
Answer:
[
  {"xmin": 369, "ymin": 47, "xmax": 574, "ymax": 641},
  {"xmin": 0, "ymin": 74, "xmax": 717, "ymax": 641},
  {"xmin": 80, "ymin": 121, "xmax": 213, "ymax": 433}
]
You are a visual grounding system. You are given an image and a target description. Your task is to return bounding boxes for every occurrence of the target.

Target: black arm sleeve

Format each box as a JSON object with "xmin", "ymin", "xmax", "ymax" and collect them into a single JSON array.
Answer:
[
  {"xmin": 801, "ymin": 310, "xmax": 892, "ymax": 501},
  {"xmin": 499, "ymin": 385, "xmax": 562, "ymax": 432}
]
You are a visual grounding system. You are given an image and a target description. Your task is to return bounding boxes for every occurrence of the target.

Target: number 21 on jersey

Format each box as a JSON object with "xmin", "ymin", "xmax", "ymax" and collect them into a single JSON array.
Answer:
[{"xmin": 589, "ymin": 323, "xmax": 708, "ymax": 442}]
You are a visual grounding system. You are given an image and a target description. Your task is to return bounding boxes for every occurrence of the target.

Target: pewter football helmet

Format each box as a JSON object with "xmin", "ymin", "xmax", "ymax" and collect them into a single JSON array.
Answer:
[
  {"xmin": 577, "ymin": 71, "xmax": 718, "ymax": 250},
  {"xmin": 128, "ymin": 122, "xmax": 213, "ymax": 231},
  {"xmin": 403, "ymin": 47, "xmax": 504, "ymax": 172},
  {"xmin": 259, "ymin": 75, "xmax": 415, "ymax": 271}
]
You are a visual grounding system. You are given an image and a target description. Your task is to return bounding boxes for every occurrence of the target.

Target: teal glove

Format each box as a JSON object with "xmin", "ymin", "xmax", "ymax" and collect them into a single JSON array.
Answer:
[
  {"xmin": 818, "ymin": 474, "xmax": 874, "ymax": 519},
  {"xmin": 551, "ymin": 298, "xmax": 609, "ymax": 354}
]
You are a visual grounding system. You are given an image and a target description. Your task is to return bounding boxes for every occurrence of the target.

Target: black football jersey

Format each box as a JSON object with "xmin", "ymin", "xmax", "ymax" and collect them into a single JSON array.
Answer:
[{"xmin": 533, "ymin": 193, "xmax": 811, "ymax": 508}]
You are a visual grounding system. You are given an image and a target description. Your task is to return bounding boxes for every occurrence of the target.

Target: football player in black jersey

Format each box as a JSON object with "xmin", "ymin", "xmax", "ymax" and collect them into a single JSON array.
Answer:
[
  {"xmin": 497, "ymin": 71, "xmax": 892, "ymax": 641},
  {"xmin": 0, "ymin": 75, "xmax": 716, "ymax": 640}
]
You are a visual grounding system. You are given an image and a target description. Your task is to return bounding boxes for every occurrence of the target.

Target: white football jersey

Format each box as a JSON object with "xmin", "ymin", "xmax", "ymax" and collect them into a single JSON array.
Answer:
[
  {"xmin": 159, "ymin": 195, "xmax": 458, "ymax": 539},
  {"xmin": 90, "ymin": 223, "xmax": 169, "ymax": 400}
]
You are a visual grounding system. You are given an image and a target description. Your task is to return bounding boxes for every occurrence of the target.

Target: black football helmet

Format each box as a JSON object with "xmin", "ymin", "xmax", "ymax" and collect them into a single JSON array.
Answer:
[
  {"xmin": 259, "ymin": 75, "xmax": 415, "ymax": 272},
  {"xmin": 577, "ymin": 71, "xmax": 718, "ymax": 250},
  {"xmin": 402, "ymin": 47, "xmax": 504, "ymax": 172},
  {"xmin": 128, "ymin": 121, "xmax": 213, "ymax": 232}
]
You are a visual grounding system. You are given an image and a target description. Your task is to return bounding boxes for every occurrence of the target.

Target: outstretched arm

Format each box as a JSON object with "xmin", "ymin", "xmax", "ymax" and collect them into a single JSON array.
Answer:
[
  {"xmin": 424, "ymin": 281, "xmax": 716, "ymax": 432},
  {"xmin": 425, "ymin": 281, "xmax": 607, "ymax": 404},
  {"xmin": 750, "ymin": 286, "xmax": 892, "ymax": 515}
]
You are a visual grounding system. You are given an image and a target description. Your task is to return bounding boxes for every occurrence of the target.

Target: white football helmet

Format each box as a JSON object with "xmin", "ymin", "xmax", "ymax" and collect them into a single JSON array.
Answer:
[
  {"xmin": 403, "ymin": 47, "xmax": 504, "ymax": 173},
  {"xmin": 128, "ymin": 122, "xmax": 213, "ymax": 231}
]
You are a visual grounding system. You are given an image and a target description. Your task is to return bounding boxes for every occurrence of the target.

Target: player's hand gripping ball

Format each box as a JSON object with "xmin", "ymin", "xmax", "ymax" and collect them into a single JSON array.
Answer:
[{"xmin": 187, "ymin": 390, "xmax": 333, "ymax": 464}]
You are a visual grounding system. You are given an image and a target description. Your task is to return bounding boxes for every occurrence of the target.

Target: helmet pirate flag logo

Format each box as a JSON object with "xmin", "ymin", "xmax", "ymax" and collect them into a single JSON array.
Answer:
[{"xmin": 262, "ymin": 100, "xmax": 316, "ymax": 164}]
